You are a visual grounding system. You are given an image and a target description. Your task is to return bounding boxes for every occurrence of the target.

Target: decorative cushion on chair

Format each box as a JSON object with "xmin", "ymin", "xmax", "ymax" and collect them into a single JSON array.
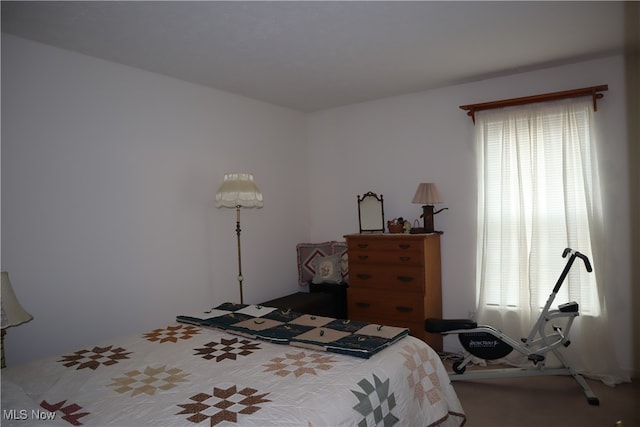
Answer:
[
  {"xmin": 297, "ymin": 241, "xmax": 349, "ymax": 285},
  {"xmin": 311, "ymin": 254, "xmax": 343, "ymax": 284},
  {"xmin": 296, "ymin": 242, "xmax": 333, "ymax": 285},
  {"xmin": 331, "ymin": 241, "xmax": 349, "ymax": 283}
]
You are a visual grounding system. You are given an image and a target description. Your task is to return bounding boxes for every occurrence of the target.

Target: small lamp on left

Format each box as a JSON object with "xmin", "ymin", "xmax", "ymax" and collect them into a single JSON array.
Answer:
[{"xmin": 1, "ymin": 272, "xmax": 33, "ymax": 368}]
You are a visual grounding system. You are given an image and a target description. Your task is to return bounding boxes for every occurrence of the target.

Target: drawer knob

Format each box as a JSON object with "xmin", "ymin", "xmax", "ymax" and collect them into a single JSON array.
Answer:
[
  {"xmin": 357, "ymin": 243, "xmax": 369, "ymax": 249},
  {"xmin": 357, "ymin": 273, "xmax": 372, "ymax": 280},
  {"xmin": 397, "ymin": 276, "xmax": 414, "ymax": 282},
  {"xmin": 399, "ymin": 256, "xmax": 411, "ymax": 262},
  {"xmin": 398, "ymin": 244, "xmax": 411, "ymax": 249},
  {"xmin": 395, "ymin": 306, "xmax": 413, "ymax": 313},
  {"xmin": 356, "ymin": 302, "xmax": 371, "ymax": 308},
  {"xmin": 357, "ymin": 255, "xmax": 369, "ymax": 260}
]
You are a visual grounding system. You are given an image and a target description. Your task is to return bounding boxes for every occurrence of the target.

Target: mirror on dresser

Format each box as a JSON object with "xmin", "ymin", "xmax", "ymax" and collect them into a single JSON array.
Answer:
[{"xmin": 357, "ymin": 191, "xmax": 385, "ymax": 233}]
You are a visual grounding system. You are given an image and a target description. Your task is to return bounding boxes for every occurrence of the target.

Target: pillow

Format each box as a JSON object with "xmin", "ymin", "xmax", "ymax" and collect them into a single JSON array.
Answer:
[
  {"xmin": 331, "ymin": 241, "xmax": 349, "ymax": 282},
  {"xmin": 296, "ymin": 242, "xmax": 333, "ymax": 285},
  {"xmin": 311, "ymin": 254, "xmax": 343, "ymax": 284}
]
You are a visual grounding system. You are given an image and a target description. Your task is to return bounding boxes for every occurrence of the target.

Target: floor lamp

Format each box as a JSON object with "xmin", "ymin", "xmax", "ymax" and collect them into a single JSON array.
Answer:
[
  {"xmin": 216, "ymin": 173, "xmax": 263, "ymax": 304},
  {"xmin": 1, "ymin": 272, "xmax": 33, "ymax": 368}
]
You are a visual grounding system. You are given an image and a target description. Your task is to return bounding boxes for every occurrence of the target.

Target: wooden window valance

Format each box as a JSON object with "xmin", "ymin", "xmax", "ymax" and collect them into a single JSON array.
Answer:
[{"xmin": 460, "ymin": 84, "xmax": 608, "ymax": 123}]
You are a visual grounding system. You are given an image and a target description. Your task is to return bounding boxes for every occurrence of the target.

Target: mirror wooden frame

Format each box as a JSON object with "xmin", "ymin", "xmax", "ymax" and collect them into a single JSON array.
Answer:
[{"xmin": 357, "ymin": 192, "xmax": 385, "ymax": 233}]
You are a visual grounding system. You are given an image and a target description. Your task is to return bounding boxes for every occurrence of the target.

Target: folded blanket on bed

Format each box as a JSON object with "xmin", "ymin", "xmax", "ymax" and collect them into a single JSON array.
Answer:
[{"xmin": 177, "ymin": 302, "xmax": 409, "ymax": 358}]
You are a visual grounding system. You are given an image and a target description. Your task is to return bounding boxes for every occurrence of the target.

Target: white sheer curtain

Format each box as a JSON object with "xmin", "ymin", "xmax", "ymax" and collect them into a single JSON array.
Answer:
[{"xmin": 475, "ymin": 99, "xmax": 627, "ymax": 384}]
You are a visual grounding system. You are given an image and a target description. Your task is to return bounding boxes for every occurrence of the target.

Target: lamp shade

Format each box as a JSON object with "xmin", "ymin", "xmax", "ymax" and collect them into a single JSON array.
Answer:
[
  {"xmin": 1, "ymin": 272, "xmax": 33, "ymax": 329},
  {"xmin": 215, "ymin": 173, "xmax": 263, "ymax": 209},
  {"xmin": 412, "ymin": 183, "xmax": 442, "ymax": 205}
]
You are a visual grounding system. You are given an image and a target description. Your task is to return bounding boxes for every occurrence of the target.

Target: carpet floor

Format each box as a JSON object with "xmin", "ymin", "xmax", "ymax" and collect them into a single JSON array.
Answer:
[{"xmin": 449, "ymin": 366, "xmax": 639, "ymax": 427}]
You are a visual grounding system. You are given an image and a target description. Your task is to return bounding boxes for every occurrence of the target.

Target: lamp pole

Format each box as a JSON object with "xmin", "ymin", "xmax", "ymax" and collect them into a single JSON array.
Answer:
[{"xmin": 235, "ymin": 205, "xmax": 244, "ymax": 304}]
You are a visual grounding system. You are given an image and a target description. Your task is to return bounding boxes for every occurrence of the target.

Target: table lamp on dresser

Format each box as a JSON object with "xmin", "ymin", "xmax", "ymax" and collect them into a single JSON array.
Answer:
[
  {"xmin": 411, "ymin": 182, "xmax": 448, "ymax": 233},
  {"xmin": 1, "ymin": 271, "xmax": 33, "ymax": 368}
]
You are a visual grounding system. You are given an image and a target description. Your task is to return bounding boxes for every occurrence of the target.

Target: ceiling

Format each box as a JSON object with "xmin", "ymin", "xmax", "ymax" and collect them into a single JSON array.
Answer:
[{"xmin": 1, "ymin": 1, "xmax": 626, "ymax": 112}]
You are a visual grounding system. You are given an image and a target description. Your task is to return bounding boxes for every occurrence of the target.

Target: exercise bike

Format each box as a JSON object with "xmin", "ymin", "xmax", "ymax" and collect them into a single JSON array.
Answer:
[{"xmin": 425, "ymin": 248, "xmax": 599, "ymax": 405}]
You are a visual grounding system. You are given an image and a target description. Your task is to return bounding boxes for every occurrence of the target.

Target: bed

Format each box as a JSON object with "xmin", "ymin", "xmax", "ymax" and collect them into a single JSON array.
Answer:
[{"xmin": 1, "ymin": 303, "xmax": 466, "ymax": 427}]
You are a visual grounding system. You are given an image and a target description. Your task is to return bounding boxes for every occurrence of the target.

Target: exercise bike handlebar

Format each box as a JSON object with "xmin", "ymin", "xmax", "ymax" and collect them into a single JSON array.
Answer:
[
  {"xmin": 562, "ymin": 248, "xmax": 593, "ymax": 272},
  {"xmin": 554, "ymin": 249, "xmax": 592, "ymax": 293}
]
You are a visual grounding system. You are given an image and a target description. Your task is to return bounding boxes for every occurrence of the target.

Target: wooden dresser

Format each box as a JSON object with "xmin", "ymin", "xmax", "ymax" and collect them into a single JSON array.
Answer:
[{"xmin": 344, "ymin": 233, "xmax": 443, "ymax": 352}]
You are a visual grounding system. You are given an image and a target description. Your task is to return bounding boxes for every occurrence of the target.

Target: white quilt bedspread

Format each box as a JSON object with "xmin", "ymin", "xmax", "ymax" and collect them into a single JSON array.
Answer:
[{"xmin": 2, "ymin": 323, "xmax": 465, "ymax": 427}]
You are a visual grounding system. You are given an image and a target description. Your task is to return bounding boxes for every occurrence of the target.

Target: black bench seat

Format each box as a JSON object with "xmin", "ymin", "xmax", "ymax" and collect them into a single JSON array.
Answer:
[
  {"xmin": 261, "ymin": 283, "xmax": 347, "ymax": 319},
  {"xmin": 425, "ymin": 318, "xmax": 478, "ymax": 333}
]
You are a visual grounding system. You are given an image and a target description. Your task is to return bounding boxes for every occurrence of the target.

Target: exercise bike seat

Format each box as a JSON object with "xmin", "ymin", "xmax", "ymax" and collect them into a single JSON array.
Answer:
[
  {"xmin": 425, "ymin": 318, "xmax": 477, "ymax": 333},
  {"xmin": 559, "ymin": 301, "xmax": 579, "ymax": 312}
]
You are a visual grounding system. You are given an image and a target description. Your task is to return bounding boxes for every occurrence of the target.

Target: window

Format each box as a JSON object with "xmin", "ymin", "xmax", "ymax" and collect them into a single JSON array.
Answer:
[{"xmin": 476, "ymin": 100, "xmax": 601, "ymax": 316}]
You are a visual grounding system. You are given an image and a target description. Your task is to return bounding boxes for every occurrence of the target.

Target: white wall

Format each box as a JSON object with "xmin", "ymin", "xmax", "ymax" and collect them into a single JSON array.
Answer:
[
  {"xmin": 2, "ymin": 34, "xmax": 632, "ymax": 374},
  {"xmin": 1, "ymin": 35, "xmax": 309, "ymax": 365},
  {"xmin": 306, "ymin": 55, "xmax": 632, "ymax": 372}
]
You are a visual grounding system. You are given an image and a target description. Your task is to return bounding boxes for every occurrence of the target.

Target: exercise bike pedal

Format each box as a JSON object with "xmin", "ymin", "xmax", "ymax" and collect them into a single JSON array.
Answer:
[
  {"xmin": 552, "ymin": 325, "xmax": 572, "ymax": 347},
  {"xmin": 528, "ymin": 354, "xmax": 545, "ymax": 364}
]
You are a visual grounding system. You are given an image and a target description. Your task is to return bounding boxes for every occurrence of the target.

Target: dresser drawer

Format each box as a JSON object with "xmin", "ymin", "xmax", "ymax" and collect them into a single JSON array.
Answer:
[
  {"xmin": 348, "ymin": 238, "xmax": 424, "ymax": 253},
  {"xmin": 348, "ymin": 264, "xmax": 425, "ymax": 291},
  {"xmin": 348, "ymin": 249, "xmax": 424, "ymax": 267},
  {"xmin": 348, "ymin": 288, "xmax": 424, "ymax": 322}
]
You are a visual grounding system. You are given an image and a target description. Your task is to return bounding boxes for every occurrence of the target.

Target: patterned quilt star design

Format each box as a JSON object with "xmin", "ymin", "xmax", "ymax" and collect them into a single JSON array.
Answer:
[
  {"xmin": 263, "ymin": 351, "xmax": 337, "ymax": 377},
  {"xmin": 351, "ymin": 374, "xmax": 398, "ymax": 427},
  {"xmin": 40, "ymin": 400, "xmax": 90, "ymax": 426},
  {"xmin": 400, "ymin": 342, "xmax": 442, "ymax": 408},
  {"xmin": 143, "ymin": 324, "xmax": 201, "ymax": 343},
  {"xmin": 194, "ymin": 337, "xmax": 261, "ymax": 362},
  {"xmin": 58, "ymin": 345, "xmax": 132, "ymax": 370},
  {"xmin": 108, "ymin": 365, "xmax": 189, "ymax": 396},
  {"xmin": 176, "ymin": 386, "xmax": 271, "ymax": 426}
]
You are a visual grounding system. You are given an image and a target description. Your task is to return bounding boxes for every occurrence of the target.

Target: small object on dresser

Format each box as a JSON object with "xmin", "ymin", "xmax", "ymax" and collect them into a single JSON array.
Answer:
[
  {"xmin": 387, "ymin": 218, "xmax": 406, "ymax": 233},
  {"xmin": 410, "ymin": 219, "xmax": 425, "ymax": 234}
]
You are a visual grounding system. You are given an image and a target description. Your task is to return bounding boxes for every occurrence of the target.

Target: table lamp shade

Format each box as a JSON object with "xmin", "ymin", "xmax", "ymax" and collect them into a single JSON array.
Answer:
[
  {"xmin": 1, "ymin": 272, "xmax": 33, "ymax": 329},
  {"xmin": 412, "ymin": 183, "xmax": 442, "ymax": 205},
  {"xmin": 216, "ymin": 173, "xmax": 263, "ymax": 209}
]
